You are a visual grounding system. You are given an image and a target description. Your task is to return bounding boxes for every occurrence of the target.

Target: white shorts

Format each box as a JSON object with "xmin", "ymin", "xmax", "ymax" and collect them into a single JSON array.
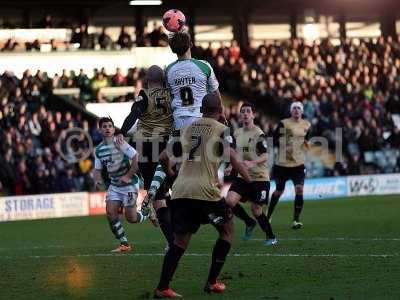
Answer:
[
  {"xmin": 174, "ymin": 116, "xmax": 201, "ymax": 130},
  {"xmin": 106, "ymin": 185, "xmax": 138, "ymax": 207}
]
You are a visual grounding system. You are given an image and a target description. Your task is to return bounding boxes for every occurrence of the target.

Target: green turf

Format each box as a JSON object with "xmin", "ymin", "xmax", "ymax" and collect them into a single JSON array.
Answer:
[{"xmin": 1, "ymin": 195, "xmax": 400, "ymax": 300}]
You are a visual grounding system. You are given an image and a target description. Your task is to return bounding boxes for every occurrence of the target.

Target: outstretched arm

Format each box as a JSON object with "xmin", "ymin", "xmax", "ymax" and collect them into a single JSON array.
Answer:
[{"xmin": 120, "ymin": 90, "xmax": 148, "ymax": 136}]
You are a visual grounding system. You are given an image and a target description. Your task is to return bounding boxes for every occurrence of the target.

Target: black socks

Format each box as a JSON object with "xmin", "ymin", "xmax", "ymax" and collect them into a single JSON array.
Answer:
[
  {"xmin": 157, "ymin": 244, "xmax": 185, "ymax": 290},
  {"xmin": 207, "ymin": 238, "xmax": 231, "ymax": 284}
]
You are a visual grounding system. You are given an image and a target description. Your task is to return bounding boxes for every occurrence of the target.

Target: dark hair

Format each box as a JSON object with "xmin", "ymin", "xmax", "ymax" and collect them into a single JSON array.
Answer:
[
  {"xmin": 168, "ymin": 31, "xmax": 191, "ymax": 56},
  {"xmin": 240, "ymin": 102, "xmax": 255, "ymax": 113},
  {"xmin": 200, "ymin": 93, "xmax": 222, "ymax": 114},
  {"xmin": 98, "ymin": 117, "xmax": 114, "ymax": 128}
]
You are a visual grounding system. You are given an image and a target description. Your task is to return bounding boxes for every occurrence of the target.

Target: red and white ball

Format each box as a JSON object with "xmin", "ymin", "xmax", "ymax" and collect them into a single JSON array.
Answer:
[{"xmin": 162, "ymin": 9, "xmax": 186, "ymax": 33}]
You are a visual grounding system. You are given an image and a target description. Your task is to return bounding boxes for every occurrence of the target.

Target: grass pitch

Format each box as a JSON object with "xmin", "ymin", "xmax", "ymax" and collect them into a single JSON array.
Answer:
[{"xmin": 1, "ymin": 195, "xmax": 400, "ymax": 299}]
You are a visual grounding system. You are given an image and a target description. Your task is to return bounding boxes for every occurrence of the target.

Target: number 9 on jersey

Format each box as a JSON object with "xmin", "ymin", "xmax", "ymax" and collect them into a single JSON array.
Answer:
[{"xmin": 180, "ymin": 86, "xmax": 194, "ymax": 106}]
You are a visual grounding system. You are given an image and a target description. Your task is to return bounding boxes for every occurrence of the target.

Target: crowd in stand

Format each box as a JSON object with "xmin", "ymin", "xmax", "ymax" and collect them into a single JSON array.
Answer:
[
  {"xmin": 196, "ymin": 36, "xmax": 400, "ymax": 175},
  {"xmin": 67, "ymin": 24, "xmax": 169, "ymax": 50},
  {"xmin": 1, "ymin": 14, "xmax": 169, "ymax": 52},
  {"xmin": 0, "ymin": 70, "xmax": 102, "ymax": 195},
  {"xmin": 51, "ymin": 67, "xmax": 146, "ymax": 104},
  {"xmin": 2, "ymin": 35, "xmax": 400, "ymax": 195}
]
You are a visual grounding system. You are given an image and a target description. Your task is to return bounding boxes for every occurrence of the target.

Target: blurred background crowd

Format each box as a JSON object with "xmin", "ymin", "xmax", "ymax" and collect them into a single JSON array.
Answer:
[
  {"xmin": 202, "ymin": 37, "xmax": 400, "ymax": 176},
  {"xmin": 1, "ymin": 36, "xmax": 400, "ymax": 195},
  {"xmin": 0, "ymin": 69, "xmax": 100, "ymax": 195}
]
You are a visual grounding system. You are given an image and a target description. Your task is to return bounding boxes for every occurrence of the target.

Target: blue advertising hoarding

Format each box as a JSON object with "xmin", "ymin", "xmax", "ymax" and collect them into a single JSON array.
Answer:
[{"xmin": 269, "ymin": 176, "xmax": 348, "ymax": 201}]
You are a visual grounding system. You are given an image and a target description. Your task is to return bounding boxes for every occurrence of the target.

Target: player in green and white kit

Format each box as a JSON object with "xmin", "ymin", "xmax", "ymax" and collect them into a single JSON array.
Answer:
[
  {"xmin": 165, "ymin": 31, "xmax": 221, "ymax": 130},
  {"xmin": 145, "ymin": 31, "xmax": 223, "ymax": 204},
  {"xmin": 94, "ymin": 117, "xmax": 147, "ymax": 253}
]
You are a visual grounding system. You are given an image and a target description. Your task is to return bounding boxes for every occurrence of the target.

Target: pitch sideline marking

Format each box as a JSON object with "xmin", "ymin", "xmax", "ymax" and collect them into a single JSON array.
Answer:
[
  {"xmin": 1, "ymin": 237, "xmax": 400, "ymax": 251},
  {"xmin": 0, "ymin": 252, "xmax": 398, "ymax": 260},
  {"xmin": 233, "ymin": 237, "xmax": 400, "ymax": 242}
]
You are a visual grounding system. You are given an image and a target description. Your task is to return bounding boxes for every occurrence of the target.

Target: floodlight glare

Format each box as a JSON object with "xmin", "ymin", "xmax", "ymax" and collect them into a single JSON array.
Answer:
[{"xmin": 129, "ymin": 0, "xmax": 162, "ymax": 5}]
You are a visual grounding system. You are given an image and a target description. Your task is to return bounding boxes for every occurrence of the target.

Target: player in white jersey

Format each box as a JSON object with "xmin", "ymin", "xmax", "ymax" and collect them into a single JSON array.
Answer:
[
  {"xmin": 94, "ymin": 117, "xmax": 148, "ymax": 253},
  {"xmin": 143, "ymin": 32, "xmax": 224, "ymax": 236},
  {"xmin": 165, "ymin": 31, "xmax": 221, "ymax": 130},
  {"xmin": 143, "ymin": 32, "xmax": 224, "ymax": 218}
]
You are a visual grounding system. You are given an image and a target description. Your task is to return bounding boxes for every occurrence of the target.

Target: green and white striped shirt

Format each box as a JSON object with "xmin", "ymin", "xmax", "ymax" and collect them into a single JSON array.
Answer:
[{"xmin": 94, "ymin": 140, "xmax": 139, "ymax": 187}]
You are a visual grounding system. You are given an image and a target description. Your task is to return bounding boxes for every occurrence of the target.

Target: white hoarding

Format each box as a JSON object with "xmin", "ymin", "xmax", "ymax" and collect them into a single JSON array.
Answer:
[
  {"xmin": 347, "ymin": 174, "xmax": 400, "ymax": 196},
  {"xmin": 0, "ymin": 48, "xmax": 176, "ymax": 78},
  {"xmin": 0, "ymin": 192, "xmax": 88, "ymax": 222},
  {"xmin": 86, "ymin": 102, "xmax": 134, "ymax": 129}
]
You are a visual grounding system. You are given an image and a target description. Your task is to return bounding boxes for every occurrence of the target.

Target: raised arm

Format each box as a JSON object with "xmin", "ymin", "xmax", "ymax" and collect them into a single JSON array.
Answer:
[{"xmin": 119, "ymin": 90, "xmax": 149, "ymax": 136}]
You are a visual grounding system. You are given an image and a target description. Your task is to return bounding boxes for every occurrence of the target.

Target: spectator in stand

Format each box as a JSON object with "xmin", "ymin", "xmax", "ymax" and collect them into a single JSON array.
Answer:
[
  {"xmin": 28, "ymin": 112, "xmax": 42, "ymax": 138},
  {"xmin": 75, "ymin": 69, "xmax": 91, "ymax": 100},
  {"xmin": 14, "ymin": 159, "xmax": 32, "ymax": 195},
  {"xmin": 38, "ymin": 14, "xmax": 53, "ymax": 28},
  {"xmin": 386, "ymin": 94, "xmax": 400, "ymax": 114},
  {"xmin": 70, "ymin": 24, "xmax": 90, "ymax": 49},
  {"xmin": 135, "ymin": 27, "xmax": 147, "ymax": 46},
  {"xmin": 111, "ymin": 67, "xmax": 126, "ymax": 86},
  {"xmin": 25, "ymin": 39, "xmax": 41, "ymax": 51},
  {"xmin": 229, "ymin": 40, "xmax": 241, "ymax": 60},
  {"xmin": 117, "ymin": 26, "xmax": 133, "ymax": 49},
  {"xmin": 50, "ymin": 39, "xmax": 58, "ymax": 51},
  {"xmin": 91, "ymin": 72, "xmax": 108, "ymax": 93},
  {"xmin": 58, "ymin": 168, "xmax": 78, "ymax": 192},
  {"xmin": 126, "ymin": 67, "xmax": 145, "ymax": 86},
  {"xmin": 98, "ymin": 27, "xmax": 113, "ymax": 49},
  {"xmin": 388, "ymin": 127, "xmax": 400, "ymax": 148},
  {"xmin": 59, "ymin": 69, "xmax": 70, "ymax": 88},
  {"xmin": 2, "ymin": 39, "xmax": 18, "ymax": 51},
  {"xmin": 148, "ymin": 23, "xmax": 169, "ymax": 47},
  {"xmin": 0, "ymin": 149, "xmax": 16, "ymax": 195},
  {"xmin": 41, "ymin": 120, "xmax": 59, "ymax": 148},
  {"xmin": 50, "ymin": 73, "xmax": 59, "ymax": 88}
]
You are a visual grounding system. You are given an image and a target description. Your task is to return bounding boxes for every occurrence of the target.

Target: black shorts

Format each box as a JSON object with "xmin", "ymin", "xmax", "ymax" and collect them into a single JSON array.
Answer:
[
  {"xmin": 132, "ymin": 137, "xmax": 170, "ymax": 200},
  {"xmin": 272, "ymin": 164, "xmax": 306, "ymax": 191},
  {"xmin": 170, "ymin": 198, "xmax": 232, "ymax": 234},
  {"xmin": 229, "ymin": 178, "xmax": 270, "ymax": 205}
]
